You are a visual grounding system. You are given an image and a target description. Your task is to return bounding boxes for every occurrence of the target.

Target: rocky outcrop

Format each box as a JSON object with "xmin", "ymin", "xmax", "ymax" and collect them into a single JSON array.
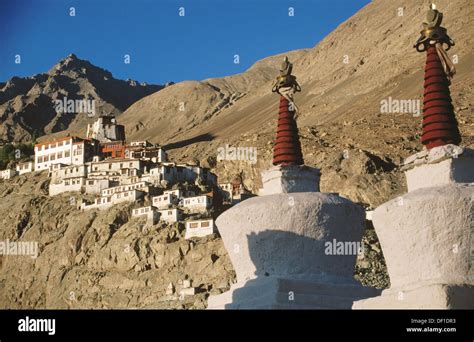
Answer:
[{"xmin": 0, "ymin": 172, "xmax": 235, "ymax": 309}]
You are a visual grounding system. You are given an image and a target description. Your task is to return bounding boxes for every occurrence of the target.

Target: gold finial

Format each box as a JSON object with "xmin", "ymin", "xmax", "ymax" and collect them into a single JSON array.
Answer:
[
  {"xmin": 414, "ymin": 4, "xmax": 454, "ymax": 52},
  {"xmin": 272, "ymin": 56, "xmax": 300, "ymax": 93}
]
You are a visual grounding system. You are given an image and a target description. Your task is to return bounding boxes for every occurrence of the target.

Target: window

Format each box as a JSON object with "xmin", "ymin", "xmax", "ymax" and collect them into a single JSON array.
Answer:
[
  {"xmin": 201, "ymin": 221, "xmax": 210, "ymax": 228},
  {"xmin": 50, "ymin": 154, "xmax": 56, "ymax": 161},
  {"xmin": 168, "ymin": 211, "xmax": 172, "ymax": 215},
  {"xmin": 190, "ymin": 222, "xmax": 199, "ymax": 229},
  {"xmin": 65, "ymin": 151, "xmax": 70, "ymax": 158},
  {"xmin": 45, "ymin": 145, "xmax": 49, "ymax": 150},
  {"xmin": 65, "ymin": 140, "xmax": 70, "ymax": 145},
  {"xmin": 44, "ymin": 155, "xmax": 49, "ymax": 162},
  {"xmin": 57, "ymin": 152, "xmax": 63, "ymax": 159},
  {"xmin": 37, "ymin": 156, "xmax": 43, "ymax": 163},
  {"xmin": 58, "ymin": 141, "xmax": 63, "ymax": 147}
]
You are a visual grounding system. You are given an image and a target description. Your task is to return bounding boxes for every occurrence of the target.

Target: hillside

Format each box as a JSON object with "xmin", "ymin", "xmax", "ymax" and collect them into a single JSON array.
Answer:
[
  {"xmin": 120, "ymin": 0, "xmax": 473, "ymax": 207},
  {"xmin": 0, "ymin": 172, "xmax": 235, "ymax": 308},
  {"xmin": 0, "ymin": 172, "xmax": 388, "ymax": 308}
]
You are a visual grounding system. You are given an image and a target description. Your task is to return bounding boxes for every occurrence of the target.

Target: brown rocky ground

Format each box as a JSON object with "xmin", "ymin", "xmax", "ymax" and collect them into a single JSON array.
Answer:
[
  {"xmin": 0, "ymin": 172, "xmax": 388, "ymax": 309},
  {"xmin": 0, "ymin": 172, "xmax": 235, "ymax": 309}
]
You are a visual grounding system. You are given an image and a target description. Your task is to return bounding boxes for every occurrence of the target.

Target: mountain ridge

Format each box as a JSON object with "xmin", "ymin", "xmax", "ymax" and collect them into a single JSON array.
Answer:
[{"xmin": 0, "ymin": 53, "xmax": 163, "ymax": 142}]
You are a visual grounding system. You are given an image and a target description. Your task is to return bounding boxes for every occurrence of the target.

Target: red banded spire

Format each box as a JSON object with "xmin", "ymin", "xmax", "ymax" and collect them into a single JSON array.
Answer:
[
  {"xmin": 414, "ymin": 5, "xmax": 461, "ymax": 149},
  {"xmin": 272, "ymin": 96, "xmax": 304, "ymax": 166}
]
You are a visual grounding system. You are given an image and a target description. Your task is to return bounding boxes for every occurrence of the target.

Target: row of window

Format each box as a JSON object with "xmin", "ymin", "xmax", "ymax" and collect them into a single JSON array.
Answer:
[
  {"xmin": 64, "ymin": 167, "xmax": 81, "ymax": 174},
  {"xmin": 64, "ymin": 179, "xmax": 81, "ymax": 186},
  {"xmin": 134, "ymin": 207, "xmax": 152, "ymax": 215},
  {"xmin": 154, "ymin": 196, "xmax": 170, "ymax": 202},
  {"xmin": 39, "ymin": 140, "xmax": 71, "ymax": 150},
  {"xmin": 103, "ymin": 183, "xmax": 145, "ymax": 195},
  {"xmin": 184, "ymin": 197, "xmax": 208, "ymax": 205},
  {"xmin": 189, "ymin": 221, "xmax": 211, "ymax": 229},
  {"xmin": 37, "ymin": 151, "xmax": 70, "ymax": 163},
  {"xmin": 92, "ymin": 162, "xmax": 138, "ymax": 172}
]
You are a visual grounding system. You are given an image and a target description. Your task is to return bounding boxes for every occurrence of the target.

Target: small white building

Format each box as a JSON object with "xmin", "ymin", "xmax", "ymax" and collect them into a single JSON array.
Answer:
[
  {"xmin": 219, "ymin": 183, "xmax": 233, "ymax": 202},
  {"xmin": 16, "ymin": 161, "xmax": 34, "ymax": 175},
  {"xmin": 152, "ymin": 193, "xmax": 178, "ymax": 209},
  {"xmin": 1, "ymin": 169, "xmax": 16, "ymax": 180},
  {"xmin": 175, "ymin": 164, "xmax": 217, "ymax": 186},
  {"xmin": 146, "ymin": 164, "xmax": 176, "ymax": 185},
  {"xmin": 182, "ymin": 195, "xmax": 213, "ymax": 212},
  {"xmin": 90, "ymin": 159, "xmax": 144, "ymax": 174},
  {"xmin": 164, "ymin": 189, "xmax": 196, "ymax": 199},
  {"xmin": 158, "ymin": 208, "xmax": 183, "ymax": 223},
  {"xmin": 185, "ymin": 219, "xmax": 215, "ymax": 239},
  {"xmin": 219, "ymin": 178, "xmax": 252, "ymax": 205},
  {"xmin": 51, "ymin": 164, "xmax": 88, "ymax": 183},
  {"xmin": 85, "ymin": 178, "xmax": 113, "ymax": 194},
  {"xmin": 132, "ymin": 205, "xmax": 160, "ymax": 225},
  {"xmin": 101, "ymin": 181, "xmax": 150, "ymax": 197},
  {"xmin": 81, "ymin": 189, "xmax": 145, "ymax": 210},
  {"xmin": 126, "ymin": 141, "xmax": 167, "ymax": 163},
  {"xmin": 49, "ymin": 177, "xmax": 86, "ymax": 196}
]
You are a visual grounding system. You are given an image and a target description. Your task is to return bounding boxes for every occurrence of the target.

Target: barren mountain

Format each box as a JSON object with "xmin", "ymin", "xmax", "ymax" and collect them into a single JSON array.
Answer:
[
  {"xmin": 0, "ymin": 54, "xmax": 163, "ymax": 142},
  {"xmin": 121, "ymin": 0, "xmax": 474, "ymax": 207}
]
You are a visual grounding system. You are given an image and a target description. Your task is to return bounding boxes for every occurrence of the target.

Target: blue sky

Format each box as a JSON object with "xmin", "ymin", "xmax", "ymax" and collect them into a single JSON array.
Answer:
[{"xmin": 0, "ymin": 0, "xmax": 369, "ymax": 85}]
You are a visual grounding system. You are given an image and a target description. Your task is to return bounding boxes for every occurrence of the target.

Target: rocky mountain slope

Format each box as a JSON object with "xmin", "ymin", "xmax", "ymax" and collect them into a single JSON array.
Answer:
[
  {"xmin": 0, "ymin": 172, "xmax": 235, "ymax": 309},
  {"xmin": 0, "ymin": 54, "xmax": 163, "ymax": 143},
  {"xmin": 120, "ymin": 0, "xmax": 473, "ymax": 208},
  {"xmin": 0, "ymin": 172, "xmax": 388, "ymax": 309}
]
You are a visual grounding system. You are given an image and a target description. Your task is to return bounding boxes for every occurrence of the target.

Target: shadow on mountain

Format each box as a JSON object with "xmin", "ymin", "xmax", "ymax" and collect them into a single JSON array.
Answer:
[{"xmin": 163, "ymin": 133, "xmax": 215, "ymax": 150}]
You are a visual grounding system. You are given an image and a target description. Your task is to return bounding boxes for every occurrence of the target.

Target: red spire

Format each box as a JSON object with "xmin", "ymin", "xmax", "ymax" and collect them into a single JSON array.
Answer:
[
  {"xmin": 272, "ymin": 96, "xmax": 304, "ymax": 166},
  {"xmin": 414, "ymin": 5, "xmax": 461, "ymax": 149},
  {"xmin": 421, "ymin": 45, "xmax": 461, "ymax": 149}
]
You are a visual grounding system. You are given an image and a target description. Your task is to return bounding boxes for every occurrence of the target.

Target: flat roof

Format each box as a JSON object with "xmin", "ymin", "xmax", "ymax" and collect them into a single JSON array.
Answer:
[{"xmin": 35, "ymin": 136, "xmax": 84, "ymax": 148}]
